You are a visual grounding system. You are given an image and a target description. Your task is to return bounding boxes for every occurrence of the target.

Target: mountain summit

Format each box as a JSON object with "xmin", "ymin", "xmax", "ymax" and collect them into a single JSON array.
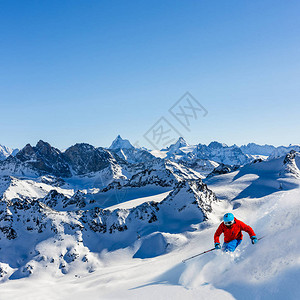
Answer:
[
  {"xmin": 109, "ymin": 135, "xmax": 134, "ymax": 150},
  {"xmin": 170, "ymin": 137, "xmax": 189, "ymax": 149}
]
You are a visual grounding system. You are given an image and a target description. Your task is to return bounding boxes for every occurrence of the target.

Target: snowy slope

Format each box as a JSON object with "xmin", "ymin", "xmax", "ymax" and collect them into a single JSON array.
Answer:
[
  {"xmin": 0, "ymin": 148, "xmax": 300, "ymax": 300},
  {"xmin": 2, "ymin": 152, "xmax": 300, "ymax": 299},
  {"xmin": 0, "ymin": 176, "xmax": 73, "ymax": 202}
]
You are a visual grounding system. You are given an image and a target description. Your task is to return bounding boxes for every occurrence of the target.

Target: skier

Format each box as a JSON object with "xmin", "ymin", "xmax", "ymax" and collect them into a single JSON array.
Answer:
[{"xmin": 214, "ymin": 213, "xmax": 258, "ymax": 252}]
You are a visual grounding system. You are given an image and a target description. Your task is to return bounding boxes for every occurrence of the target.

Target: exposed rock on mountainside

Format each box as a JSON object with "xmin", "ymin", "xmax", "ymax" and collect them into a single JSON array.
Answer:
[
  {"xmin": 207, "ymin": 163, "xmax": 240, "ymax": 178},
  {"xmin": 100, "ymin": 159, "xmax": 202, "ymax": 194},
  {"xmin": 163, "ymin": 139, "xmax": 252, "ymax": 166},
  {"xmin": 63, "ymin": 144, "xmax": 113, "ymax": 175},
  {"xmin": 279, "ymin": 150, "xmax": 300, "ymax": 178},
  {"xmin": 191, "ymin": 142, "xmax": 251, "ymax": 165},
  {"xmin": 269, "ymin": 145, "xmax": 300, "ymax": 160},
  {"xmin": 0, "ymin": 141, "xmax": 71, "ymax": 177},
  {"xmin": 81, "ymin": 179, "xmax": 217, "ymax": 237},
  {"xmin": 0, "ymin": 141, "xmax": 122, "ymax": 180},
  {"xmin": 0, "ymin": 177, "xmax": 217, "ymax": 278}
]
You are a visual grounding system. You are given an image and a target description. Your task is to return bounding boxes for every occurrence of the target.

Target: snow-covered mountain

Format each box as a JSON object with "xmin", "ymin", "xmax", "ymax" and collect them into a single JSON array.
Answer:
[
  {"xmin": 279, "ymin": 150, "xmax": 300, "ymax": 178},
  {"xmin": 153, "ymin": 138, "xmax": 251, "ymax": 175},
  {"xmin": 206, "ymin": 163, "xmax": 240, "ymax": 178},
  {"xmin": 240, "ymin": 143, "xmax": 276, "ymax": 156},
  {"xmin": 239, "ymin": 142, "xmax": 300, "ymax": 160},
  {"xmin": 0, "ymin": 141, "xmax": 127, "ymax": 187},
  {"xmin": 97, "ymin": 159, "xmax": 203, "ymax": 204},
  {"xmin": 0, "ymin": 175, "xmax": 217, "ymax": 278},
  {"xmin": 268, "ymin": 144, "xmax": 300, "ymax": 160},
  {"xmin": 163, "ymin": 137, "xmax": 195, "ymax": 155},
  {"xmin": 204, "ymin": 150, "xmax": 300, "ymax": 202},
  {"xmin": 1, "ymin": 135, "xmax": 300, "ymax": 299},
  {"xmin": 180, "ymin": 159, "xmax": 220, "ymax": 177},
  {"xmin": 1, "ymin": 146, "xmax": 300, "ymax": 299},
  {"xmin": 109, "ymin": 135, "xmax": 134, "ymax": 150},
  {"xmin": 108, "ymin": 135, "xmax": 158, "ymax": 164},
  {"xmin": 0, "ymin": 145, "xmax": 19, "ymax": 161},
  {"xmin": 109, "ymin": 147, "xmax": 158, "ymax": 164},
  {"xmin": 157, "ymin": 139, "xmax": 300, "ymax": 166},
  {"xmin": 184, "ymin": 142, "xmax": 252, "ymax": 166}
]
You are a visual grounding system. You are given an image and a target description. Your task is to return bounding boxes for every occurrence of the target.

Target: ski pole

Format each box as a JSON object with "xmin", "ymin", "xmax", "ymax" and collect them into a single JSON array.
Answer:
[
  {"xmin": 182, "ymin": 236, "xmax": 265, "ymax": 263},
  {"xmin": 182, "ymin": 248, "xmax": 216, "ymax": 263}
]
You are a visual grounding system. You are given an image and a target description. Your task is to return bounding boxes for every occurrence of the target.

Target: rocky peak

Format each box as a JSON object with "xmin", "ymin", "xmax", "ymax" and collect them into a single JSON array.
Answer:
[
  {"xmin": 174, "ymin": 137, "xmax": 189, "ymax": 147},
  {"xmin": 109, "ymin": 135, "xmax": 134, "ymax": 150},
  {"xmin": 166, "ymin": 137, "xmax": 189, "ymax": 152},
  {"xmin": 36, "ymin": 140, "xmax": 59, "ymax": 156},
  {"xmin": 283, "ymin": 150, "xmax": 296, "ymax": 164},
  {"xmin": 63, "ymin": 144, "xmax": 113, "ymax": 175},
  {"xmin": 208, "ymin": 141, "xmax": 228, "ymax": 149},
  {"xmin": 14, "ymin": 144, "xmax": 38, "ymax": 163},
  {"xmin": 280, "ymin": 150, "xmax": 300, "ymax": 178},
  {"xmin": 2, "ymin": 141, "xmax": 71, "ymax": 177}
]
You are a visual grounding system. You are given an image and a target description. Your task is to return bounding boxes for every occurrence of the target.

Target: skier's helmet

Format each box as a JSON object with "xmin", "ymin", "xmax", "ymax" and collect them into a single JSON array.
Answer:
[{"xmin": 223, "ymin": 213, "xmax": 234, "ymax": 226}]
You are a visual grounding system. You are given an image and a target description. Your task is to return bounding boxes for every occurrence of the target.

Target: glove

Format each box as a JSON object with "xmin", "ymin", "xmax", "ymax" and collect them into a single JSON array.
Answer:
[
  {"xmin": 251, "ymin": 236, "xmax": 258, "ymax": 244},
  {"xmin": 215, "ymin": 243, "xmax": 221, "ymax": 249}
]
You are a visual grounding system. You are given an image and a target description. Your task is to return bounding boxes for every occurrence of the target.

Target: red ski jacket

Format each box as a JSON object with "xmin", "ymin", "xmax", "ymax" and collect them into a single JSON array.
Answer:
[{"xmin": 214, "ymin": 218, "xmax": 256, "ymax": 244}]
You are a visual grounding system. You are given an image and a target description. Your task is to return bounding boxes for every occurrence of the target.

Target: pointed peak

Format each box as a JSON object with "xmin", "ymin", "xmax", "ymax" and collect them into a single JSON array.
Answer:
[
  {"xmin": 109, "ymin": 135, "xmax": 134, "ymax": 150},
  {"xmin": 163, "ymin": 136, "xmax": 189, "ymax": 151},
  {"xmin": 175, "ymin": 137, "xmax": 189, "ymax": 147},
  {"xmin": 36, "ymin": 140, "xmax": 51, "ymax": 148},
  {"xmin": 23, "ymin": 143, "xmax": 34, "ymax": 150},
  {"xmin": 16, "ymin": 143, "xmax": 35, "ymax": 159}
]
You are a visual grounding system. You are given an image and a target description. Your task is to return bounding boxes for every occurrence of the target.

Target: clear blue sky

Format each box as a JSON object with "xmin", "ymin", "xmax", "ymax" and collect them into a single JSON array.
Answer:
[{"xmin": 0, "ymin": 0, "xmax": 299, "ymax": 150}]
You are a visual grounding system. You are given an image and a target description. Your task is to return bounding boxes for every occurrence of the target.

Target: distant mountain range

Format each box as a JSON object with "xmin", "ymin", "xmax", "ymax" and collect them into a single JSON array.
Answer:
[
  {"xmin": 0, "ymin": 145, "xmax": 19, "ymax": 161},
  {"xmin": 1, "ymin": 137, "xmax": 300, "ymax": 180}
]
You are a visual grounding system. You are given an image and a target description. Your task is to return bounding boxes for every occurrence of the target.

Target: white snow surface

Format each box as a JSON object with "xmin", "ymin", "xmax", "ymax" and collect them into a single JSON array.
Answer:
[
  {"xmin": 150, "ymin": 149, "xmax": 168, "ymax": 159},
  {"xmin": 0, "ymin": 154, "xmax": 300, "ymax": 299},
  {"xmin": 106, "ymin": 190, "xmax": 171, "ymax": 210}
]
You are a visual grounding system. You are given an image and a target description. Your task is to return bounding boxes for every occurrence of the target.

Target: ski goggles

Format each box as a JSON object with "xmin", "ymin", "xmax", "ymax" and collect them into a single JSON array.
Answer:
[{"xmin": 224, "ymin": 220, "xmax": 234, "ymax": 226}]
